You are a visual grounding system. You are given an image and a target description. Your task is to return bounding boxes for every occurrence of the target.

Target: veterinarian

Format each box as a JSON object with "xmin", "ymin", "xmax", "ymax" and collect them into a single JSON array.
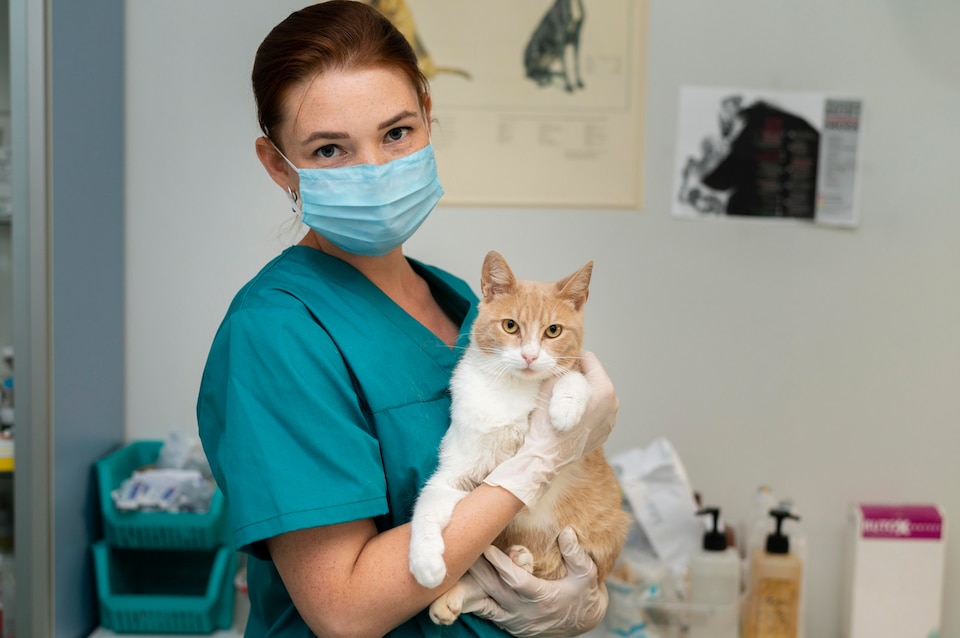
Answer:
[{"xmin": 197, "ymin": 2, "xmax": 619, "ymax": 636}]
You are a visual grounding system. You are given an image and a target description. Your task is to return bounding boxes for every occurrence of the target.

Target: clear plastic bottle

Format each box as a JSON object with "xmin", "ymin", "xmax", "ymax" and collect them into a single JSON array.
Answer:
[{"xmin": 739, "ymin": 486, "xmax": 776, "ymax": 570}]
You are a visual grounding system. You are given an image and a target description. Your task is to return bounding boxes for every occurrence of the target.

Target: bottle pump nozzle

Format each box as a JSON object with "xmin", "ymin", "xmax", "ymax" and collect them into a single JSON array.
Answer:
[
  {"xmin": 765, "ymin": 508, "xmax": 800, "ymax": 554},
  {"xmin": 697, "ymin": 507, "xmax": 728, "ymax": 551}
]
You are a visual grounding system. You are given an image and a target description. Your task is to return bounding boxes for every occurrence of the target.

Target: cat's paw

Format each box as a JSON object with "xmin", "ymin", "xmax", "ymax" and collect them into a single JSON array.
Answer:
[
  {"xmin": 429, "ymin": 587, "xmax": 465, "ymax": 625},
  {"xmin": 409, "ymin": 547, "xmax": 448, "ymax": 589},
  {"xmin": 549, "ymin": 371, "xmax": 592, "ymax": 431},
  {"xmin": 507, "ymin": 545, "xmax": 535, "ymax": 573}
]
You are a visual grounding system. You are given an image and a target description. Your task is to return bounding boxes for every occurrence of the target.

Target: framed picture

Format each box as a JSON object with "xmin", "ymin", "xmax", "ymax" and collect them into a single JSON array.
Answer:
[{"xmin": 370, "ymin": 0, "xmax": 649, "ymax": 209}]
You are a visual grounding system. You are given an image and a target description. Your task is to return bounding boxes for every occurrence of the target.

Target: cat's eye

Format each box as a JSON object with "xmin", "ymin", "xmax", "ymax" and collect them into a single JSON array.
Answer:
[
  {"xmin": 545, "ymin": 325, "xmax": 562, "ymax": 338},
  {"xmin": 502, "ymin": 319, "xmax": 519, "ymax": 334}
]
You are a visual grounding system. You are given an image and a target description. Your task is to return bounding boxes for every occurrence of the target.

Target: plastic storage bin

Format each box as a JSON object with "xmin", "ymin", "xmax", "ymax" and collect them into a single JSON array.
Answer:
[
  {"xmin": 93, "ymin": 541, "xmax": 235, "ymax": 634},
  {"xmin": 606, "ymin": 577, "xmax": 745, "ymax": 638},
  {"xmin": 95, "ymin": 440, "xmax": 229, "ymax": 549}
]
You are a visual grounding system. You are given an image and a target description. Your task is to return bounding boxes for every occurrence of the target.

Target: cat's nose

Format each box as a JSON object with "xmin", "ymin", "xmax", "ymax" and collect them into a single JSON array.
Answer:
[{"xmin": 521, "ymin": 348, "xmax": 539, "ymax": 366}]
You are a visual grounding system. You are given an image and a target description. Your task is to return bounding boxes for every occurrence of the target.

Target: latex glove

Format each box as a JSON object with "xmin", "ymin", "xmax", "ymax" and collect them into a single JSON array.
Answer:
[
  {"xmin": 468, "ymin": 527, "xmax": 608, "ymax": 637},
  {"xmin": 483, "ymin": 351, "xmax": 619, "ymax": 507}
]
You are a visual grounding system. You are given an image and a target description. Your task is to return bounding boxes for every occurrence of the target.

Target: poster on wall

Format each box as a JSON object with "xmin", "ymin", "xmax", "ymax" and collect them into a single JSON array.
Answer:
[
  {"xmin": 365, "ymin": 0, "xmax": 649, "ymax": 209},
  {"xmin": 673, "ymin": 86, "xmax": 864, "ymax": 227}
]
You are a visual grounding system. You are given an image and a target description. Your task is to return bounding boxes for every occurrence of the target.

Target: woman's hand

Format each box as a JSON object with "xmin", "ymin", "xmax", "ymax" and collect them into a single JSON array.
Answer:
[
  {"xmin": 575, "ymin": 350, "xmax": 619, "ymax": 454},
  {"xmin": 467, "ymin": 527, "xmax": 608, "ymax": 637}
]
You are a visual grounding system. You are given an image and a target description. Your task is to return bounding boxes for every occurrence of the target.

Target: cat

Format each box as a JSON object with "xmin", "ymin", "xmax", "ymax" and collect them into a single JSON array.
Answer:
[
  {"xmin": 364, "ymin": 0, "xmax": 471, "ymax": 80},
  {"xmin": 524, "ymin": 0, "xmax": 586, "ymax": 93},
  {"xmin": 408, "ymin": 250, "xmax": 629, "ymax": 625}
]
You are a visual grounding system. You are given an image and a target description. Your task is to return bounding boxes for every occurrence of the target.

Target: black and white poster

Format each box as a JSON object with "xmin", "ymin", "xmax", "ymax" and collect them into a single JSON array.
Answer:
[{"xmin": 674, "ymin": 87, "xmax": 863, "ymax": 227}]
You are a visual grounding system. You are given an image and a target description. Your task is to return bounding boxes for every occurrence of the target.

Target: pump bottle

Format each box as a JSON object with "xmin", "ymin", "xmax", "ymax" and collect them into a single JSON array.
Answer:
[
  {"xmin": 741, "ymin": 509, "xmax": 803, "ymax": 638},
  {"xmin": 740, "ymin": 486, "xmax": 777, "ymax": 575},
  {"xmin": 688, "ymin": 507, "xmax": 741, "ymax": 638}
]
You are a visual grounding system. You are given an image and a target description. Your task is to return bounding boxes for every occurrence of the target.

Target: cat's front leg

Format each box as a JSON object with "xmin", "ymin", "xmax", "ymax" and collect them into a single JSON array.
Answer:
[
  {"xmin": 430, "ymin": 573, "xmax": 481, "ymax": 625},
  {"xmin": 505, "ymin": 545, "xmax": 536, "ymax": 573},
  {"xmin": 548, "ymin": 370, "xmax": 592, "ymax": 431},
  {"xmin": 409, "ymin": 482, "xmax": 468, "ymax": 589},
  {"xmin": 429, "ymin": 547, "xmax": 535, "ymax": 625}
]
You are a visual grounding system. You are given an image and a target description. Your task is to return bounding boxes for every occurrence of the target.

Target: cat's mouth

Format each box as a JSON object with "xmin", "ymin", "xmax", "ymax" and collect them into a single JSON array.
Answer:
[{"xmin": 517, "ymin": 365, "xmax": 547, "ymax": 379}]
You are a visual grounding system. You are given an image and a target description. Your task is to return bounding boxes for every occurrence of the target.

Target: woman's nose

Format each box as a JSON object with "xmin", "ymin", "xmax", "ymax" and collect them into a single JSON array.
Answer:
[{"xmin": 356, "ymin": 146, "xmax": 390, "ymax": 166}]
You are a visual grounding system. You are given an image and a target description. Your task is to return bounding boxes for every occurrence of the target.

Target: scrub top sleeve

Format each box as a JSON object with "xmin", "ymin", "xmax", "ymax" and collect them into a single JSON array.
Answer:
[{"xmin": 198, "ymin": 304, "xmax": 388, "ymax": 555}]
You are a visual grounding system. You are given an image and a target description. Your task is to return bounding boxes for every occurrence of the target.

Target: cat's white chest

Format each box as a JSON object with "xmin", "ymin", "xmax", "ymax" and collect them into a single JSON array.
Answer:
[
  {"xmin": 450, "ymin": 362, "xmax": 538, "ymax": 425},
  {"xmin": 444, "ymin": 357, "xmax": 540, "ymax": 480}
]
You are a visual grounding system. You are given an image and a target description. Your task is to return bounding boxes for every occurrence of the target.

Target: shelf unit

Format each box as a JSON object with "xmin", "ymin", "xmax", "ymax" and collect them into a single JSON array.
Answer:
[{"xmin": 8, "ymin": 0, "xmax": 127, "ymax": 635}]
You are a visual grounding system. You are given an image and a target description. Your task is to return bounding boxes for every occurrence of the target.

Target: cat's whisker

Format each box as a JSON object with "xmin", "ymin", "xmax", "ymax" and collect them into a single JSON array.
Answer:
[
  {"xmin": 476, "ymin": 359, "xmax": 514, "ymax": 385},
  {"xmin": 547, "ymin": 365, "xmax": 568, "ymax": 380},
  {"xmin": 495, "ymin": 364, "xmax": 515, "ymax": 384},
  {"xmin": 533, "ymin": 395, "xmax": 553, "ymax": 410}
]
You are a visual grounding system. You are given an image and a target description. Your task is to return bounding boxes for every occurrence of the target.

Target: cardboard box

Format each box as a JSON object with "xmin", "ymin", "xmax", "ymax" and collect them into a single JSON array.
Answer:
[{"xmin": 843, "ymin": 503, "xmax": 945, "ymax": 638}]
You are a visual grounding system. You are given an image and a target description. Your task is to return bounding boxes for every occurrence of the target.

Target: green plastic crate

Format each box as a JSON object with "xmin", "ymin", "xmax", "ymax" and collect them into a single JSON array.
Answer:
[
  {"xmin": 95, "ymin": 440, "xmax": 229, "ymax": 550},
  {"xmin": 93, "ymin": 541, "xmax": 235, "ymax": 634}
]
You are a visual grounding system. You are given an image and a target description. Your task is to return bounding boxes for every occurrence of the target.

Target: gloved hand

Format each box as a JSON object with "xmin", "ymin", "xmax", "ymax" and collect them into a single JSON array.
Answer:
[
  {"xmin": 483, "ymin": 351, "xmax": 618, "ymax": 507},
  {"xmin": 467, "ymin": 527, "xmax": 608, "ymax": 637}
]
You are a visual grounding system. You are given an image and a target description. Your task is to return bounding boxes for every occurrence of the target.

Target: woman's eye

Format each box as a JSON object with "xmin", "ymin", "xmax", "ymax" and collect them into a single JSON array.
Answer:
[
  {"xmin": 502, "ymin": 319, "xmax": 519, "ymax": 334},
  {"xmin": 316, "ymin": 144, "xmax": 340, "ymax": 159},
  {"xmin": 545, "ymin": 325, "xmax": 562, "ymax": 338},
  {"xmin": 385, "ymin": 127, "xmax": 410, "ymax": 143}
]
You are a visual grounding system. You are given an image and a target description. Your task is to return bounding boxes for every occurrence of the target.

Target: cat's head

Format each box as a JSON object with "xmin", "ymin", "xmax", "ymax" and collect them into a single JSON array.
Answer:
[{"xmin": 472, "ymin": 250, "xmax": 592, "ymax": 381}]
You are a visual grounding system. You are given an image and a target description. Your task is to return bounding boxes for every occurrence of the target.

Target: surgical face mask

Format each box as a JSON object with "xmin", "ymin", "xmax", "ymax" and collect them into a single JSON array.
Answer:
[{"xmin": 277, "ymin": 143, "xmax": 444, "ymax": 257}]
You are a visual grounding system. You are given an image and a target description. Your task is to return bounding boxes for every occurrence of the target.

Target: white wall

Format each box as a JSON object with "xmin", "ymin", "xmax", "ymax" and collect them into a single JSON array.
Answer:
[{"xmin": 125, "ymin": 2, "xmax": 960, "ymax": 636}]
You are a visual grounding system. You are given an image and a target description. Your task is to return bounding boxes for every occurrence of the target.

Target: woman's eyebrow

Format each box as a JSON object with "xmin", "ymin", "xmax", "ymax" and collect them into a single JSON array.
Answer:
[
  {"xmin": 302, "ymin": 130, "xmax": 349, "ymax": 145},
  {"xmin": 378, "ymin": 110, "xmax": 419, "ymax": 130},
  {"xmin": 300, "ymin": 111, "xmax": 419, "ymax": 146}
]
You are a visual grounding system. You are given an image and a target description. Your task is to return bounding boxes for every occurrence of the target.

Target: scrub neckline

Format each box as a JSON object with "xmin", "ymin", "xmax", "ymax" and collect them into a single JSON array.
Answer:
[{"xmin": 286, "ymin": 245, "xmax": 474, "ymax": 355}]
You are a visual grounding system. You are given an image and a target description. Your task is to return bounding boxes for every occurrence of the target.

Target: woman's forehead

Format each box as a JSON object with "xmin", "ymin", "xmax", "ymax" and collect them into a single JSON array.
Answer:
[{"xmin": 280, "ymin": 66, "xmax": 422, "ymax": 137}]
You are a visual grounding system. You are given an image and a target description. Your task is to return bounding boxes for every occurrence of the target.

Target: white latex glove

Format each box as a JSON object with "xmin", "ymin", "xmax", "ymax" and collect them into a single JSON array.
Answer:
[
  {"xmin": 467, "ymin": 527, "xmax": 608, "ymax": 637},
  {"xmin": 483, "ymin": 351, "xmax": 619, "ymax": 507}
]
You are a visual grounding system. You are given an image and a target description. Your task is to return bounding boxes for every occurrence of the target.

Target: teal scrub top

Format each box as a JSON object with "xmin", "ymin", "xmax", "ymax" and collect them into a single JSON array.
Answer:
[{"xmin": 197, "ymin": 246, "xmax": 505, "ymax": 637}]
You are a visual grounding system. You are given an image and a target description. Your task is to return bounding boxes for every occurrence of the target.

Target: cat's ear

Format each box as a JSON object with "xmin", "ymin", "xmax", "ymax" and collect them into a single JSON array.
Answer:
[
  {"xmin": 556, "ymin": 260, "xmax": 593, "ymax": 310},
  {"xmin": 481, "ymin": 251, "xmax": 517, "ymax": 301}
]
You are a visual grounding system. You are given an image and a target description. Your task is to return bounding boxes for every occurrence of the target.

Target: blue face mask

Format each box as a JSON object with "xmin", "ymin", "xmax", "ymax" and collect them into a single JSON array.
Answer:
[{"xmin": 279, "ymin": 144, "xmax": 444, "ymax": 257}]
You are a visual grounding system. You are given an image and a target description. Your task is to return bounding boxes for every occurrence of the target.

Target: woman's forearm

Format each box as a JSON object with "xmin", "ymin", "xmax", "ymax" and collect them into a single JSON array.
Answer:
[{"xmin": 269, "ymin": 483, "xmax": 524, "ymax": 637}]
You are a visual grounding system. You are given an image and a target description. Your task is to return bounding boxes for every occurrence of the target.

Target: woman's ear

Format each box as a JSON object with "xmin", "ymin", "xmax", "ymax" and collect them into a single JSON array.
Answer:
[
  {"xmin": 255, "ymin": 136, "xmax": 297, "ymax": 192},
  {"xmin": 422, "ymin": 94, "xmax": 434, "ymax": 135}
]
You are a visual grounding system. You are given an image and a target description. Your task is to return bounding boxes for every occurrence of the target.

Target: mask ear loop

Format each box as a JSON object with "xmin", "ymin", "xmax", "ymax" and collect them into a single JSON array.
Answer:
[
  {"xmin": 423, "ymin": 108, "xmax": 434, "ymax": 146},
  {"xmin": 286, "ymin": 187, "xmax": 302, "ymax": 216},
  {"xmin": 267, "ymin": 137, "xmax": 303, "ymax": 215}
]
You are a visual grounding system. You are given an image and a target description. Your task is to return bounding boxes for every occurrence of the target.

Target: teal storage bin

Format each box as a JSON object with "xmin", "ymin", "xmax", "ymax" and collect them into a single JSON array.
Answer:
[
  {"xmin": 93, "ymin": 541, "xmax": 236, "ymax": 634},
  {"xmin": 95, "ymin": 440, "xmax": 229, "ymax": 550}
]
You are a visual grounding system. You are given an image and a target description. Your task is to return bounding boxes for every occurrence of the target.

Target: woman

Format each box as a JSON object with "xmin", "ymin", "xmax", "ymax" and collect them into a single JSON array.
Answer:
[{"xmin": 197, "ymin": 2, "xmax": 619, "ymax": 636}]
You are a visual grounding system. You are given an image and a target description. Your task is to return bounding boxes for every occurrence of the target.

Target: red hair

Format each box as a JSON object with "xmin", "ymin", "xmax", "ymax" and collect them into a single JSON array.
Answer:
[{"xmin": 252, "ymin": 1, "xmax": 429, "ymax": 144}]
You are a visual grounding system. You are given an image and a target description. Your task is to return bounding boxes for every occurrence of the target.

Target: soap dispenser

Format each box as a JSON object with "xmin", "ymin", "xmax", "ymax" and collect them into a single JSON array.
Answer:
[
  {"xmin": 689, "ymin": 507, "xmax": 741, "ymax": 638},
  {"xmin": 742, "ymin": 508, "xmax": 803, "ymax": 638}
]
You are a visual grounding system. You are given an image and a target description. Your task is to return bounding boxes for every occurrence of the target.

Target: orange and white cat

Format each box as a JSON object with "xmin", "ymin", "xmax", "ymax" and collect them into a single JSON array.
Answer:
[{"xmin": 408, "ymin": 250, "xmax": 628, "ymax": 625}]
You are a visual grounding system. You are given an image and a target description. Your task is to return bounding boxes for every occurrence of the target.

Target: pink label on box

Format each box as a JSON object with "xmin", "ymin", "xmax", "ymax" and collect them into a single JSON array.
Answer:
[{"xmin": 859, "ymin": 504, "xmax": 943, "ymax": 540}]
